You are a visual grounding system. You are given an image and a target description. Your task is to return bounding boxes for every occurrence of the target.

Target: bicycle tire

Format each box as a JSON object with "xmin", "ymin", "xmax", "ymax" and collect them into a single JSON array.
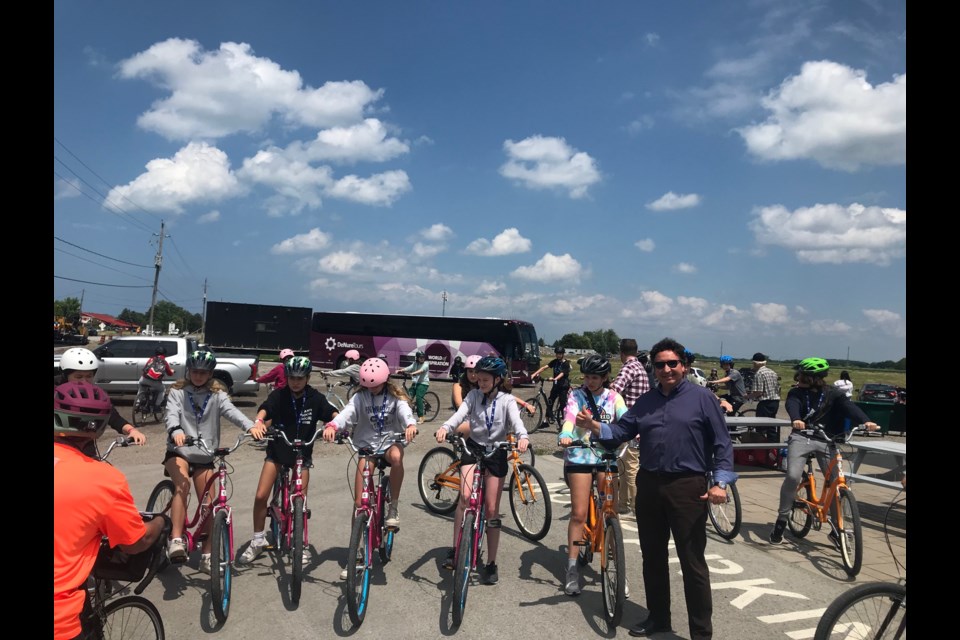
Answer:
[
  {"xmin": 601, "ymin": 517, "xmax": 626, "ymax": 627},
  {"xmin": 210, "ymin": 509, "xmax": 232, "ymax": 624},
  {"xmin": 521, "ymin": 398, "xmax": 543, "ymax": 434},
  {"xmin": 267, "ymin": 475, "xmax": 285, "ymax": 551},
  {"xmin": 788, "ymin": 482, "xmax": 814, "ymax": 538},
  {"xmin": 132, "ymin": 392, "xmax": 149, "ymax": 429},
  {"xmin": 421, "ymin": 391, "xmax": 441, "ymax": 422},
  {"xmin": 813, "ymin": 581, "xmax": 905, "ymax": 640},
  {"xmin": 417, "ymin": 447, "xmax": 460, "ymax": 515},
  {"xmin": 508, "ymin": 463, "xmax": 552, "ymax": 541},
  {"xmin": 346, "ymin": 452, "xmax": 359, "ymax": 501},
  {"xmin": 452, "ymin": 511, "xmax": 475, "ymax": 628},
  {"xmin": 379, "ymin": 484, "xmax": 395, "ymax": 564},
  {"xmin": 503, "ymin": 447, "xmax": 535, "ymax": 491},
  {"xmin": 100, "ymin": 594, "xmax": 165, "ymax": 640},
  {"xmin": 708, "ymin": 482, "xmax": 742, "ymax": 540},
  {"xmin": 145, "ymin": 480, "xmax": 175, "ymax": 515},
  {"xmin": 837, "ymin": 486, "xmax": 864, "ymax": 577},
  {"xmin": 346, "ymin": 512, "xmax": 371, "ymax": 626},
  {"xmin": 291, "ymin": 495, "xmax": 304, "ymax": 604}
]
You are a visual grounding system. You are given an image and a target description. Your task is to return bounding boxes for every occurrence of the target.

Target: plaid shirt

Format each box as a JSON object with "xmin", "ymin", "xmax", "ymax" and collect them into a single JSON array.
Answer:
[
  {"xmin": 609, "ymin": 357, "xmax": 650, "ymax": 408},
  {"xmin": 752, "ymin": 365, "xmax": 780, "ymax": 400}
]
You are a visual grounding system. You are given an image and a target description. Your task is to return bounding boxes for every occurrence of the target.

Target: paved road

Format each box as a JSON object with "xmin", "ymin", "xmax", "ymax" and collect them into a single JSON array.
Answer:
[{"xmin": 94, "ymin": 375, "xmax": 906, "ymax": 639}]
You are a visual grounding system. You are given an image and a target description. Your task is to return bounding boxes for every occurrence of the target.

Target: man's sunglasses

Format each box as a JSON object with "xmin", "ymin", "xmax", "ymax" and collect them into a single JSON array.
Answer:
[{"xmin": 653, "ymin": 360, "xmax": 682, "ymax": 370}]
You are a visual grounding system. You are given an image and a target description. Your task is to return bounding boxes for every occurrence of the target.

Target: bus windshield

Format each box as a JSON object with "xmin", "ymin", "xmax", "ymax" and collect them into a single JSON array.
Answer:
[{"xmin": 309, "ymin": 312, "xmax": 541, "ymax": 385}]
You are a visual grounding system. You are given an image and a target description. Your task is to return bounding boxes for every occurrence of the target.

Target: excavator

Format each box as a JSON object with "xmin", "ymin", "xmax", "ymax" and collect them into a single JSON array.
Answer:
[{"xmin": 54, "ymin": 314, "xmax": 88, "ymax": 345}]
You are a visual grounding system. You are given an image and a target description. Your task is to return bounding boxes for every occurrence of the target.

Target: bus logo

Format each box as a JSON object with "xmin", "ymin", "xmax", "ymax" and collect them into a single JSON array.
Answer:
[{"xmin": 325, "ymin": 337, "xmax": 336, "ymax": 351}]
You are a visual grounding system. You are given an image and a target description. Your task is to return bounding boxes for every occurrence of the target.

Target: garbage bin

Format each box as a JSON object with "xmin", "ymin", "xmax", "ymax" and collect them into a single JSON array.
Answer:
[
  {"xmin": 889, "ymin": 403, "xmax": 906, "ymax": 435},
  {"xmin": 854, "ymin": 401, "xmax": 894, "ymax": 435}
]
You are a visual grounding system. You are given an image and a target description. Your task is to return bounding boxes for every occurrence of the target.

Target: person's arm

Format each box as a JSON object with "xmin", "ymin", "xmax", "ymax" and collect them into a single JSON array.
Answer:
[
  {"xmin": 554, "ymin": 361, "xmax": 570, "ymax": 383},
  {"xmin": 163, "ymin": 358, "xmax": 175, "ymax": 377},
  {"xmin": 218, "ymin": 392, "xmax": 255, "ymax": 431},
  {"xmin": 255, "ymin": 366, "xmax": 281, "ymax": 384},
  {"xmin": 705, "ymin": 396, "xmax": 737, "ymax": 485},
  {"xmin": 436, "ymin": 395, "xmax": 471, "ymax": 439},
  {"xmin": 452, "ymin": 383, "xmax": 465, "ymax": 408},
  {"xmin": 117, "ymin": 517, "xmax": 166, "ymax": 554}
]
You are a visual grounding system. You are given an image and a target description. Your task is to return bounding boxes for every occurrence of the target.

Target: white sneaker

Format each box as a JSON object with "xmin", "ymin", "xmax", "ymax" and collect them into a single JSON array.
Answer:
[
  {"xmin": 168, "ymin": 537, "xmax": 187, "ymax": 563},
  {"xmin": 625, "ymin": 579, "xmax": 630, "ymax": 599},
  {"xmin": 340, "ymin": 567, "xmax": 350, "ymax": 581},
  {"xmin": 385, "ymin": 503, "xmax": 400, "ymax": 529},
  {"xmin": 301, "ymin": 547, "xmax": 311, "ymax": 566},
  {"xmin": 239, "ymin": 539, "xmax": 266, "ymax": 564},
  {"xmin": 198, "ymin": 553, "xmax": 212, "ymax": 575}
]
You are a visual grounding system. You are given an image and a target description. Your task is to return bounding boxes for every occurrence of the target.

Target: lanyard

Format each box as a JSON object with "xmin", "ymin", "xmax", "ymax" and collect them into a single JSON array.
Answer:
[
  {"xmin": 482, "ymin": 392, "xmax": 498, "ymax": 436},
  {"xmin": 371, "ymin": 391, "xmax": 390, "ymax": 435},
  {"xmin": 186, "ymin": 388, "xmax": 211, "ymax": 425},
  {"xmin": 805, "ymin": 390, "xmax": 825, "ymax": 417},
  {"xmin": 290, "ymin": 392, "xmax": 305, "ymax": 437}
]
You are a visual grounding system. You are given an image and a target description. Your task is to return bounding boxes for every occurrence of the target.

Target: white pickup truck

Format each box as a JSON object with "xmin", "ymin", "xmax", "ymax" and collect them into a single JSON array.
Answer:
[{"xmin": 53, "ymin": 336, "xmax": 260, "ymax": 396}]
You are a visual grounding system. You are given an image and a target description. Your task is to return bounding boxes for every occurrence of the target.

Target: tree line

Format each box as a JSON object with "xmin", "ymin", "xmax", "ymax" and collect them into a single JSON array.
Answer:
[{"xmin": 53, "ymin": 297, "xmax": 203, "ymax": 334}]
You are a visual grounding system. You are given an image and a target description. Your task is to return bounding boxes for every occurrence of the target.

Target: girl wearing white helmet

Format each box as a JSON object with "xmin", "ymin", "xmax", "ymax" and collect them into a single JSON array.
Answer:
[
  {"xmin": 323, "ymin": 357, "xmax": 418, "ymax": 577},
  {"xmin": 255, "ymin": 348, "xmax": 296, "ymax": 391},
  {"xmin": 55, "ymin": 347, "xmax": 147, "ymax": 449}
]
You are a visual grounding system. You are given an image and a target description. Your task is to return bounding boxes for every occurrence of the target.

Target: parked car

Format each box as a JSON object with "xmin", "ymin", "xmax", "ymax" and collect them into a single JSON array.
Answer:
[
  {"xmin": 857, "ymin": 382, "xmax": 898, "ymax": 403},
  {"xmin": 688, "ymin": 367, "xmax": 708, "ymax": 386}
]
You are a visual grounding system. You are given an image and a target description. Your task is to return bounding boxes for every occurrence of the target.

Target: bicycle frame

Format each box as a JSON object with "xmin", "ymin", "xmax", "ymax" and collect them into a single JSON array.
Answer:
[
  {"xmin": 453, "ymin": 437, "xmax": 511, "ymax": 570},
  {"xmin": 796, "ymin": 443, "xmax": 848, "ymax": 528},
  {"xmin": 267, "ymin": 429, "xmax": 321, "ymax": 553},
  {"xmin": 571, "ymin": 443, "xmax": 619, "ymax": 561},
  {"xmin": 430, "ymin": 435, "xmax": 532, "ymax": 507},
  {"xmin": 178, "ymin": 435, "xmax": 246, "ymax": 554}
]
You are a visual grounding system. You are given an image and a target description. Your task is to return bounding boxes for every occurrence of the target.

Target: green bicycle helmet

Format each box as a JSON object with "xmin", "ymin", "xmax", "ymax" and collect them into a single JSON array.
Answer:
[
  {"xmin": 796, "ymin": 357, "xmax": 830, "ymax": 377},
  {"xmin": 186, "ymin": 350, "xmax": 217, "ymax": 371},
  {"xmin": 284, "ymin": 355, "xmax": 313, "ymax": 377}
]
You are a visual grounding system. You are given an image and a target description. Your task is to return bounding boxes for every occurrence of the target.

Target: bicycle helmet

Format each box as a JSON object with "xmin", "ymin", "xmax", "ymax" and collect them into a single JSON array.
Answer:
[
  {"xmin": 59, "ymin": 347, "xmax": 99, "ymax": 372},
  {"xmin": 54, "ymin": 381, "xmax": 112, "ymax": 438},
  {"xmin": 464, "ymin": 355, "xmax": 483, "ymax": 369},
  {"xmin": 719, "ymin": 355, "xmax": 734, "ymax": 365},
  {"xmin": 554, "ymin": 346, "xmax": 565, "ymax": 354},
  {"xmin": 284, "ymin": 355, "xmax": 313, "ymax": 378},
  {"xmin": 279, "ymin": 348, "xmax": 295, "ymax": 360},
  {"xmin": 344, "ymin": 349, "xmax": 360, "ymax": 361},
  {"xmin": 415, "ymin": 350, "xmax": 426, "ymax": 360},
  {"xmin": 155, "ymin": 346, "xmax": 167, "ymax": 356},
  {"xmin": 637, "ymin": 350, "xmax": 649, "ymax": 363},
  {"xmin": 186, "ymin": 350, "xmax": 217, "ymax": 371},
  {"xmin": 475, "ymin": 356, "xmax": 507, "ymax": 378},
  {"xmin": 683, "ymin": 349, "xmax": 696, "ymax": 365},
  {"xmin": 796, "ymin": 357, "xmax": 830, "ymax": 377},
  {"xmin": 359, "ymin": 357, "xmax": 390, "ymax": 387},
  {"xmin": 579, "ymin": 354, "xmax": 611, "ymax": 376}
]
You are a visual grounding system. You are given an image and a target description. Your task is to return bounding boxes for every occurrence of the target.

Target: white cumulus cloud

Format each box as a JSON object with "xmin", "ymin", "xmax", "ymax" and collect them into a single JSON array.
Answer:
[
  {"xmin": 271, "ymin": 228, "xmax": 332, "ymax": 254},
  {"xmin": 325, "ymin": 170, "xmax": 411, "ymax": 206},
  {"xmin": 673, "ymin": 262, "xmax": 697, "ymax": 274},
  {"xmin": 863, "ymin": 309, "xmax": 905, "ymax": 338},
  {"xmin": 646, "ymin": 191, "xmax": 702, "ymax": 211},
  {"xmin": 197, "ymin": 210, "xmax": 220, "ymax": 224},
  {"xmin": 499, "ymin": 135, "xmax": 601, "ymax": 199},
  {"xmin": 422, "ymin": 223, "xmax": 454, "ymax": 241},
  {"xmin": 477, "ymin": 280, "xmax": 505, "ymax": 294},
  {"xmin": 634, "ymin": 238, "xmax": 655, "ymax": 252},
  {"xmin": 751, "ymin": 302, "xmax": 790, "ymax": 325},
  {"xmin": 465, "ymin": 228, "xmax": 532, "ymax": 256},
  {"xmin": 511, "ymin": 253, "xmax": 581, "ymax": 282},
  {"xmin": 317, "ymin": 251, "xmax": 362, "ymax": 274}
]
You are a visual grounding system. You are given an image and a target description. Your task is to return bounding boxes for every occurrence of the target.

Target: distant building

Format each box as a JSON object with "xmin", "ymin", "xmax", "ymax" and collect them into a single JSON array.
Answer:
[{"xmin": 81, "ymin": 312, "xmax": 141, "ymax": 334}]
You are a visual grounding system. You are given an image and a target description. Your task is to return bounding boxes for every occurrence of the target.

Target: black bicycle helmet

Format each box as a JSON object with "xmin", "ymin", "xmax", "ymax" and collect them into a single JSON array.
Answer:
[
  {"xmin": 155, "ymin": 346, "xmax": 167, "ymax": 356},
  {"xmin": 415, "ymin": 350, "xmax": 426, "ymax": 360},
  {"xmin": 796, "ymin": 357, "xmax": 830, "ymax": 377},
  {"xmin": 554, "ymin": 346, "xmax": 565, "ymax": 354},
  {"xmin": 579, "ymin": 354, "xmax": 611, "ymax": 376},
  {"xmin": 186, "ymin": 350, "xmax": 217, "ymax": 371},
  {"xmin": 475, "ymin": 356, "xmax": 507, "ymax": 377},
  {"xmin": 637, "ymin": 350, "xmax": 649, "ymax": 363},
  {"xmin": 284, "ymin": 355, "xmax": 313, "ymax": 377}
]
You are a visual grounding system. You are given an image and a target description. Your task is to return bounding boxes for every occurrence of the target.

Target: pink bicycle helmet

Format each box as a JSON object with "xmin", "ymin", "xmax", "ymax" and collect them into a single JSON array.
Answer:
[
  {"xmin": 53, "ymin": 381, "xmax": 112, "ymax": 438},
  {"xmin": 359, "ymin": 357, "xmax": 390, "ymax": 388},
  {"xmin": 279, "ymin": 348, "xmax": 295, "ymax": 360},
  {"xmin": 345, "ymin": 349, "xmax": 360, "ymax": 361},
  {"xmin": 465, "ymin": 355, "xmax": 483, "ymax": 369}
]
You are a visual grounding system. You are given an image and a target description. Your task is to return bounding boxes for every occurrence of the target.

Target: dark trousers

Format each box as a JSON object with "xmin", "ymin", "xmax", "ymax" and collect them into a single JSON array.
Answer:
[
  {"xmin": 635, "ymin": 469, "xmax": 713, "ymax": 640},
  {"xmin": 546, "ymin": 384, "xmax": 569, "ymax": 422},
  {"xmin": 756, "ymin": 399, "xmax": 780, "ymax": 418}
]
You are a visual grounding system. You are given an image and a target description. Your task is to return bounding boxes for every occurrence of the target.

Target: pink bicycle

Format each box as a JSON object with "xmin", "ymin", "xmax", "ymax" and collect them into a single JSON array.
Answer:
[{"xmin": 146, "ymin": 432, "xmax": 253, "ymax": 624}]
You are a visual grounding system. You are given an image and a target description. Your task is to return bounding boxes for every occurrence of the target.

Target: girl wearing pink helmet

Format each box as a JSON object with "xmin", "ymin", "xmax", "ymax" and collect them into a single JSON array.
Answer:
[
  {"xmin": 323, "ymin": 349, "xmax": 363, "ymax": 388},
  {"xmin": 323, "ymin": 357, "xmax": 418, "ymax": 579},
  {"xmin": 255, "ymin": 348, "xmax": 296, "ymax": 390}
]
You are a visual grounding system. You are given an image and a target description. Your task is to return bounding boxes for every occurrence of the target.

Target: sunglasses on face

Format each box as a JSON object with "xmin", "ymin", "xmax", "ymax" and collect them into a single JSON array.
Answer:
[{"xmin": 653, "ymin": 360, "xmax": 682, "ymax": 370}]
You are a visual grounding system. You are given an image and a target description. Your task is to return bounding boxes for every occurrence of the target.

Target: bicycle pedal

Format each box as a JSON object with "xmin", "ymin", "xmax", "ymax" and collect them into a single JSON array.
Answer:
[
  {"xmin": 386, "ymin": 524, "xmax": 399, "ymax": 532},
  {"xmin": 305, "ymin": 508, "xmax": 311, "ymax": 519},
  {"xmin": 572, "ymin": 540, "xmax": 588, "ymax": 547}
]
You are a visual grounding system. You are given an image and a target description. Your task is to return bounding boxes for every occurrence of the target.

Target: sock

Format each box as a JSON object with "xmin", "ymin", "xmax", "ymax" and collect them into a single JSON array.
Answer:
[
  {"xmin": 252, "ymin": 530, "xmax": 266, "ymax": 544},
  {"xmin": 567, "ymin": 558, "xmax": 577, "ymax": 570}
]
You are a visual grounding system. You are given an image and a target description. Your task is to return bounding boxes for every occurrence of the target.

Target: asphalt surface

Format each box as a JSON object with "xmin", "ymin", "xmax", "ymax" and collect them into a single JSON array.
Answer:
[{"xmin": 89, "ymin": 370, "xmax": 906, "ymax": 639}]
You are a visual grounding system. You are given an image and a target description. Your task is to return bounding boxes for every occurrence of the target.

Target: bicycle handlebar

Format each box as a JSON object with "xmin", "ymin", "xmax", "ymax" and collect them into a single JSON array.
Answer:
[
  {"xmin": 336, "ymin": 430, "xmax": 411, "ymax": 456},
  {"xmin": 178, "ymin": 432, "xmax": 252, "ymax": 456},
  {"xmin": 262, "ymin": 426, "xmax": 323, "ymax": 448},
  {"xmin": 99, "ymin": 435, "xmax": 136, "ymax": 461},
  {"xmin": 133, "ymin": 512, "xmax": 172, "ymax": 595},
  {"xmin": 444, "ymin": 433, "xmax": 513, "ymax": 457},
  {"xmin": 799, "ymin": 423, "xmax": 867, "ymax": 444}
]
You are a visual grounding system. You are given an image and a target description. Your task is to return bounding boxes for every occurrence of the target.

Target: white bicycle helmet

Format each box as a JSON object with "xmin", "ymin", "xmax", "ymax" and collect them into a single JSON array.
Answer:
[
  {"xmin": 464, "ymin": 355, "xmax": 483, "ymax": 369},
  {"xmin": 60, "ymin": 347, "xmax": 99, "ymax": 372}
]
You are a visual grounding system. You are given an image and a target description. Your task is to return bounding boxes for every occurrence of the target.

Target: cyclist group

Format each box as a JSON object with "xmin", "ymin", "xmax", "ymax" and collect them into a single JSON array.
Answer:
[{"xmin": 54, "ymin": 341, "xmax": 879, "ymax": 640}]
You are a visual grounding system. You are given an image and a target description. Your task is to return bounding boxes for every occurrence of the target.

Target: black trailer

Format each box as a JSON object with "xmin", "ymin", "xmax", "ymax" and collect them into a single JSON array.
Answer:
[{"xmin": 203, "ymin": 302, "xmax": 312, "ymax": 355}]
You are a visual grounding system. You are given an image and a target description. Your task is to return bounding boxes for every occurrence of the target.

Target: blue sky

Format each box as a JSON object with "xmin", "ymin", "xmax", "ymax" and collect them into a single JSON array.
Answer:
[{"xmin": 54, "ymin": 1, "xmax": 906, "ymax": 363}]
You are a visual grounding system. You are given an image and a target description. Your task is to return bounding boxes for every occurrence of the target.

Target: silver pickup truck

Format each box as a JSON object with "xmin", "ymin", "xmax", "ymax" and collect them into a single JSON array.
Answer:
[{"xmin": 53, "ymin": 336, "xmax": 260, "ymax": 396}]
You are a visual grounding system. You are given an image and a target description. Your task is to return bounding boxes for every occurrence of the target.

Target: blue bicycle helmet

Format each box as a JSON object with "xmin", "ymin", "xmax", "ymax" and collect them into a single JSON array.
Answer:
[
  {"xmin": 475, "ymin": 356, "xmax": 507, "ymax": 377},
  {"xmin": 719, "ymin": 355, "xmax": 734, "ymax": 365},
  {"xmin": 284, "ymin": 355, "xmax": 313, "ymax": 378}
]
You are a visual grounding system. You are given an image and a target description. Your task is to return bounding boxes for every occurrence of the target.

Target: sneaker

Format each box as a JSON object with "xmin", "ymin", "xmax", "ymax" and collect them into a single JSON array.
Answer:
[
  {"xmin": 198, "ymin": 553, "xmax": 212, "ymax": 575},
  {"xmin": 625, "ymin": 579, "xmax": 630, "ymax": 600},
  {"xmin": 340, "ymin": 567, "xmax": 350, "ymax": 581},
  {"xmin": 238, "ymin": 539, "xmax": 266, "ymax": 564},
  {"xmin": 769, "ymin": 518, "xmax": 787, "ymax": 545},
  {"xmin": 827, "ymin": 523, "xmax": 841, "ymax": 550},
  {"xmin": 301, "ymin": 547, "xmax": 311, "ymax": 566},
  {"xmin": 385, "ymin": 503, "xmax": 400, "ymax": 529},
  {"xmin": 485, "ymin": 562, "xmax": 499, "ymax": 585},
  {"xmin": 564, "ymin": 566, "xmax": 581, "ymax": 596},
  {"xmin": 168, "ymin": 537, "xmax": 188, "ymax": 563},
  {"xmin": 442, "ymin": 548, "xmax": 456, "ymax": 570},
  {"xmin": 417, "ymin": 417, "xmax": 425, "ymax": 425}
]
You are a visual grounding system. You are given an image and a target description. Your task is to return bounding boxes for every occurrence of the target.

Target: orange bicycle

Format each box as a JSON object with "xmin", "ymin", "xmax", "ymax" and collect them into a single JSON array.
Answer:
[
  {"xmin": 788, "ymin": 423, "xmax": 867, "ymax": 577},
  {"xmin": 566, "ymin": 440, "xmax": 625, "ymax": 627}
]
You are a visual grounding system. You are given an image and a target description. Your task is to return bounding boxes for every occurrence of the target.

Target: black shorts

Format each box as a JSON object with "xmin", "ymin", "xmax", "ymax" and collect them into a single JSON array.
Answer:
[
  {"xmin": 265, "ymin": 441, "xmax": 314, "ymax": 469},
  {"xmin": 162, "ymin": 450, "xmax": 215, "ymax": 477},
  {"xmin": 459, "ymin": 440, "xmax": 508, "ymax": 478},
  {"xmin": 565, "ymin": 463, "xmax": 619, "ymax": 475}
]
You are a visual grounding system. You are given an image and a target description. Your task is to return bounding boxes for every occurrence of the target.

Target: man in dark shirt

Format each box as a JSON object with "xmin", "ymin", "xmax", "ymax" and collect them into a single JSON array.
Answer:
[
  {"xmin": 531, "ymin": 346, "xmax": 571, "ymax": 430},
  {"xmin": 591, "ymin": 337, "xmax": 734, "ymax": 639}
]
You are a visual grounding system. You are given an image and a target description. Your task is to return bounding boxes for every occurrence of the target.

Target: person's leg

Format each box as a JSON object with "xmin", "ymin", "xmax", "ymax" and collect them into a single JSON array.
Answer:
[
  {"xmin": 665, "ymin": 475, "xmax": 712, "ymax": 639},
  {"xmin": 635, "ymin": 470, "xmax": 672, "ymax": 628},
  {"xmin": 618, "ymin": 445, "xmax": 639, "ymax": 513},
  {"xmin": 384, "ymin": 445, "xmax": 405, "ymax": 527},
  {"xmin": 565, "ymin": 472, "xmax": 592, "ymax": 560},
  {"xmin": 483, "ymin": 470, "xmax": 506, "ymax": 564},
  {"xmin": 194, "ymin": 468, "xmax": 216, "ymax": 554},
  {"xmin": 251, "ymin": 461, "xmax": 280, "ymax": 534},
  {"xmin": 164, "ymin": 456, "xmax": 192, "ymax": 543},
  {"xmin": 415, "ymin": 384, "xmax": 427, "ymax": 418},
  {"xmin": 776, "ymin": 437, "xmax": 816, "ymax": 520},
  {"xmin": 546, "ymin": 385, "xmax": 561, "ymax": 424}
]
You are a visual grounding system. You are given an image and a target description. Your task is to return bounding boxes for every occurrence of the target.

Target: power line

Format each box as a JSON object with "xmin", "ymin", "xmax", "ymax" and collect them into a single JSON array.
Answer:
[
  {"xmin": 52, "ymin": 163, "xmax": 154, "ymax": 233},
  {"xmin": 53, "ymin": 247, "xmax": 154, "ymax": 281},
  {"xmin": 54, "ymin": 236, "xmax": 153, "ymax": 268},
  {"xmin": 54, "ymin": 275, "xmax": 153, "ymax": 288}
]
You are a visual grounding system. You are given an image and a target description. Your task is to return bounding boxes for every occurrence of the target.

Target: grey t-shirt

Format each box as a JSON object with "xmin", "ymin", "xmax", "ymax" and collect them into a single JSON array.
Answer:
[{"xmin": 724, "ymin": 368, "xmax": 746, "ymax": 400}]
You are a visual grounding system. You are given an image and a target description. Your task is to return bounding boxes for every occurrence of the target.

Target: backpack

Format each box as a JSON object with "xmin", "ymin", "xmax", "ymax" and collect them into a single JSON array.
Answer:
[{"xmin": 144, "ymin": 357, "xmax": 166, "ymax": 380}]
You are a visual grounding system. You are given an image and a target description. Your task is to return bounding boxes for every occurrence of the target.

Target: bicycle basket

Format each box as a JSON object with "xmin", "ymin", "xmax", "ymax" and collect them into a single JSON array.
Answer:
[{"xmin": 92, "ymin": 537, "xmax": 156, "ymax": 582}]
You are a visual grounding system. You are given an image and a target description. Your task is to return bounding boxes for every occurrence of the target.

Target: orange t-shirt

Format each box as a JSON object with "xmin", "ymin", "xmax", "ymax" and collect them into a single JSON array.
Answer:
[{"xmin": 53, "ymin": 442, "xmax": 146, "ymax": 640}]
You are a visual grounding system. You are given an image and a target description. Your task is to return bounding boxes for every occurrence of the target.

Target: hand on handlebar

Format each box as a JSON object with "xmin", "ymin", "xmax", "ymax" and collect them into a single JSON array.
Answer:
[
  {"xmin": 515, "ymin": 437, "xmax": 529, "ymax": 453},
  {"xmin": 404, "ymin": 425, "xmax": 419, "ymax": 443},
  {"xmin": 435, "ymin": 428, "xmax": 449, "ymax": 444},
  {"xmin": 249, "ymin": 420, "xmax": 268, "ymax": 440},
  {"xmin": 171, "ymin": 431, "xmax": 186, "ymax": 447},
  {"xmin": 322, "ymin": 422, "xmax": 340, "ymax": 442}
]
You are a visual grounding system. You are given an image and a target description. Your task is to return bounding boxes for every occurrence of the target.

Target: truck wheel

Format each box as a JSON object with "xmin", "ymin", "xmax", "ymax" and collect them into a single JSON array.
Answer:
[{"xmin": 213, "ymin": 372, "xmax": 234, "ymax": 395}]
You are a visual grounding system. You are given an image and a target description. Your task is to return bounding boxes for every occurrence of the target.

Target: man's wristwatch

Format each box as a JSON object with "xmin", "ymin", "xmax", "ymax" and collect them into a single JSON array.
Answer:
[{"xmin": 713, "ymin": 481, "xmax": 727, "ymax": 490}]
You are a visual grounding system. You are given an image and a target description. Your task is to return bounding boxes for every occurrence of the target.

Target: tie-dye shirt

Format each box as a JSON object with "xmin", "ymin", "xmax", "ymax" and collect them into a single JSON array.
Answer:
[{"xmin": 559, "ymin": 386, "xmax": 628, "ymax": 466}]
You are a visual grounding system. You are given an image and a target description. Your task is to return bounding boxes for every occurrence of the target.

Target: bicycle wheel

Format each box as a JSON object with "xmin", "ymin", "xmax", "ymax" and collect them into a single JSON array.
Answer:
[
  {"xmin": 152, "ymin": 391, "xmax": 167, "ymax": 423},
  {"xmin": 421, "ymin": 391, "xmax": 441, "ymax": 422},
  {"xmin": 145, "ymin": 480, "xmax": 174, "ymax": 515},
  {"xmin": 100, "ymin": 594, "xmax": 165, "ymax": 640},
  {"xmin": 521, "ymin": 398, "xmax": 543, "ymax": 434},
  {"xmin": 379, "ymin": 484, "xmax": 395, "ymax": 564},
  {"xmin": 291, "ymin": 495, "xmax": 305, "ymax": 604},
  {"xmin": 417, "ymin": 447, "xmax": 460, "ymax": 515},
  {"xmin": 452, "ymin": 512, "xmax": 475, "ymax": 628},
  {"xmin": 267, "ymin": 476, "xmax": 285, "ymax": 551},
  {"xmin": 132, "ymin": 392, "xmax": 150, "ymax": 429},
  {"xmin": 813, "ymin": 581, "xmax": 905, "ymax": 640},
  {"xmin": 210, "ymin": 509, "xmax": 232, "ymax": 623},
  {"xmin": 837, "ymin": 486, "xmax": 864, "ymax": 577},
  {"xmin": 788, "ymin": 482, "xmax": 814, "ymax": 538},
  {"xmin": 346, "ymin": 512, "xmax": 371, "ymax": 626},
  {"xmin": 346, "ymin": 452, "xmax": 359, "ymax": 501},
  {"xmin": 708, "ymin": 482, "xmax": 742, "ymax": 540},
  {"xmin": 346, "ymin": 384, "xmax": 360, "ymax": 401},
  {"xmin": 601, "ymin": 517, "xmax": 626, "ymax": 627},
  {"xmin": 553, "ymin": 402, "xmax": 565, "ymax": 432},
  {"xmin": 508, "ymin": 463, "xmax": 552, "ymax": 541}
]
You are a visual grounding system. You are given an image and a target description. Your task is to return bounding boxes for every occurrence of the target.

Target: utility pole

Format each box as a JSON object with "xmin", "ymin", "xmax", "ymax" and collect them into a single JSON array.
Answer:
[
  {"xmin": 147, "ymin": 221, "xmax": 169, "ymax": 336},
  {"xmin": 441, "ymin": 290, "xmax": 448, "ymax": 316},
  {"xmin": 846, "ymin": 346, "xmax": 850, "ymax": 367},
  {"xmin": 201, "ymin": 278, "xmax": 208, "ymax": 341}
]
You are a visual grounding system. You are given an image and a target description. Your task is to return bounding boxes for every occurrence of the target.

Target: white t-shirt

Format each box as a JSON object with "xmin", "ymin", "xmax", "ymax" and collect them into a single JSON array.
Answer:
[{"xmin": 834, "ymin": 379, "xmax": 854, "ymax": 398}]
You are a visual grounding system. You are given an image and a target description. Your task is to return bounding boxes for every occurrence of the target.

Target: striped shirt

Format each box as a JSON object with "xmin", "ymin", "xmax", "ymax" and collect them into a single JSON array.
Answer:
[
  {"xmin": 751, "ymin": 365, "xmax": 780, "ymax": 401},
  {"xmin": 609, "ymin": 357, "xmax": 650, "ymax": 408}
]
